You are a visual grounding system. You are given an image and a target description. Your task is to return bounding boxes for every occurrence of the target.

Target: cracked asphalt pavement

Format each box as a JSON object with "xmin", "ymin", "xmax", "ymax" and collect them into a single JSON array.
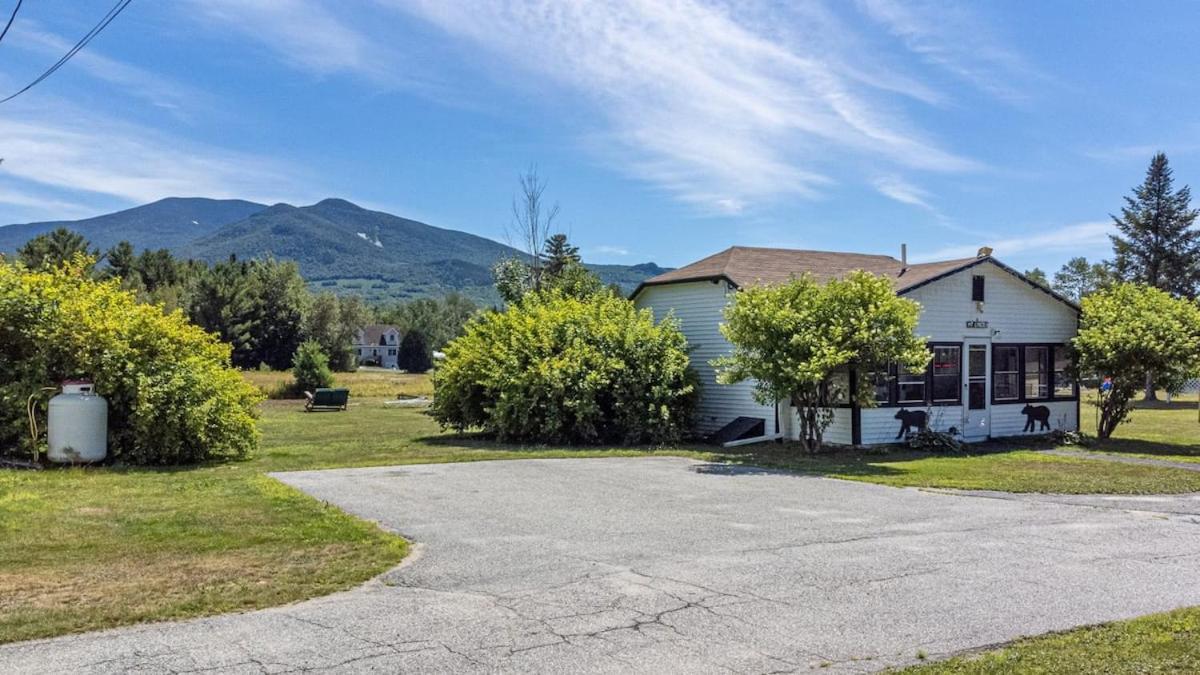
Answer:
[{"xmin": 7, "ymin": 457, "xmax": 1200, "ymax": 673}]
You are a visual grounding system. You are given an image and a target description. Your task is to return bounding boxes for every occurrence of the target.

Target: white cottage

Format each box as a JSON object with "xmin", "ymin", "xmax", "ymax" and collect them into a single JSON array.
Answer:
[
  {"xmin": 353, "ymin": 325, "xmax": 401, "ymax": 369},
  {"xmin": 632, "ymin": 246, "xmax": 1080, "ymax": 445}
]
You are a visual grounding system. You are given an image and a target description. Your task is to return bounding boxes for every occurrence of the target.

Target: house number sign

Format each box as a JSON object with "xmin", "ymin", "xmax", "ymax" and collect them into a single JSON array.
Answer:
[{"xmin": 965, "ymin": 319, "xmax": 989, "ymax": 328}]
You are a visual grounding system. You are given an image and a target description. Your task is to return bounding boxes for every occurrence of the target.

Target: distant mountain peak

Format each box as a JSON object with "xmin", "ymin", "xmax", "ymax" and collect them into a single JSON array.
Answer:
[{"xmin": 313, "ymin": 197, "xmax": 361, "ymax": 210}]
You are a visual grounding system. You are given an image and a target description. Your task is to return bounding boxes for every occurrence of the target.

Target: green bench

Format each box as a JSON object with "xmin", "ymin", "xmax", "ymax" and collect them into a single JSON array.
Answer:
[{"xmin": 304, "ymin": 388, "xmax": 350, "ymax": 412}]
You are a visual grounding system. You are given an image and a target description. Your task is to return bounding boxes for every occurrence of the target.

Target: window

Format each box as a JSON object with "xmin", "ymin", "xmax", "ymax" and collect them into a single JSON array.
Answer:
[
  {"xmin": 931, "ymin": 345, "xmax": 961, "ymax": 403},
  {"xmin": 824, "ymin": 369, "xmax": 850, "ymax": 406},
  {"xmin": 1025, "ymin": 346, "xmax": 1049, "ymax": 399},
  {"xmin": 972, "ymin": 275, "xmax": 985, "ymax": 302},
  {"xmin": 1053, "ymin": 345, "xmax": 1073, "ymax": 397},
  {"xmin": 992, "ymin": 344, "xmax": 1076, "ymax": 402},
  {"xmin": 897, "ymin": 363, "xmax": 926, "ymax": 404},
  {"xmin": 993, "ymin": 346, "xmax": 1020, "ymax": 401},
  {"xmin": 388, "ymin": 348, "xmax": 397, "ymax": 356},
  {"xmin": 869, "ymin": 366, "xmax": 893, "ymax": 404}
]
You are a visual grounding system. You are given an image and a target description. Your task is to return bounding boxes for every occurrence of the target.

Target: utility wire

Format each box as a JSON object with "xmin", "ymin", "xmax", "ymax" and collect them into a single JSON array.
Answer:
[
  {"xmin": 0, "ymin": 0, "xmax": 132, "ymax": 105},
  {"xmin": 0, "ymin": 0, "xmax": 22, "ymax": 45}
]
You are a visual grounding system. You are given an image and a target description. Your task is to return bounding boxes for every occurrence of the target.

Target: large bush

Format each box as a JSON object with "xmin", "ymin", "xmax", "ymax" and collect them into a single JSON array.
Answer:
[
  {"xmin": 429, "ymin": 291, "xmax": 696, "ymax": 444},
  {"xmin": 0, "ymin": 259, "xmax": 263, "ymax": 464}
]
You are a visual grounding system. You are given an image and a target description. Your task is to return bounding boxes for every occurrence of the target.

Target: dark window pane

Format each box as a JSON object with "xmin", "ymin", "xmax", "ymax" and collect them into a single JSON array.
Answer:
[
  {"xmin": 871, "ymin": 370, "xmax": 891, "ymax": 404},
  {"xmin": 931, "ymin": 345, "xmax": 960, "ymax": 402},
  {"xmin": 1053, "ymin": 345, "xmax": 1073, "ymax": 397},
  {"xmin": 994, "ymin": 346, "xmax": 1019, "ymax": 373},
  {"xmin": 897, "ymin": 364, "xmax": 926, "ymax": 403},
  {"xmin": 972, "ymin": 275, "xmax": 985, "ymax": 302},
  {"xmin": 825, "ymin": 370, "xmax": 850, "ymax": 405},
  {"xmin": 1025, "ymin": 346, "xmax": 1048, "ymax": 399},
  {"xmin": 993, "ymin": 347, "xmax": 1020, "ymax": 401},
  {"xmin": 994, "ymin": 372, "xmax": 1019, "ymax": 401}
]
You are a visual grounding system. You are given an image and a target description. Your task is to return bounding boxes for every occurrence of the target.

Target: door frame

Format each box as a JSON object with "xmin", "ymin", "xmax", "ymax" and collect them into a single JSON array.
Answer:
[{"xmin": 963, "ymin": 339, "xmax": 991, "ymax": 441}]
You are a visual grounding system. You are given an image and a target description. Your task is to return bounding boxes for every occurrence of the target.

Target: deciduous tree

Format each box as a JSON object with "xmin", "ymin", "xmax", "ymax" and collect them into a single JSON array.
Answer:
[
  {"xmin": 1074, "ymin": 283, "xmax": 1200, "ymax": 438},
  {"xmin": 713, "ymin": 272, "xmax": 930, "ymax": 451}
]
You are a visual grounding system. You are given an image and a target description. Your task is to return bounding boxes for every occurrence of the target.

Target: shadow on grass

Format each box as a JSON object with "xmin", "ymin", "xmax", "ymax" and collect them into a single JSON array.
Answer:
[{"xmin": 1092, "ymin": 438, "xmax": 1200, "ymax": 458}]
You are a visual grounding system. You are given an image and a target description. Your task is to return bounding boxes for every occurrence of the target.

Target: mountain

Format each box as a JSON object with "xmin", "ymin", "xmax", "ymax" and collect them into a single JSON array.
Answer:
[
  {"xmin": 0, "ymin": 197, "xmax": 266, "ymax": 253},
  {"xmin": 1, "ymin": 197, "xmax": 667, "ymax": 301}
]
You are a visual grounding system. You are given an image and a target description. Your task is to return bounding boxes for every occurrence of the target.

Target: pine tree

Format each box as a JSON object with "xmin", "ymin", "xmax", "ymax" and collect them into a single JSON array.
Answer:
[
  {"xmin": 17, "ymin": 228, "xmax": 97, "ymax": 270},
  {"xmin": 1109, "ymin": 153, "xmax": 1200, "ymax": 399},
  {"xmin": 397, "ymin": 330, "xmax": 433, "ymax": 374},
  {"xmin": 543, "ymin": 233, "xmax": 580, "ymax": 277},
  {"xmin": 1110, "ymin": 153, "xmax": 1200, "ymax": 298}
]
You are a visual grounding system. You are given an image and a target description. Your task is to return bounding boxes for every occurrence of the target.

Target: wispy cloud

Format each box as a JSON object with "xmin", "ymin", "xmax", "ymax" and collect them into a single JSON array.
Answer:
[
  {"xmin": 873, "ymin": 175, "xmax": 936, "ymax": 212},
  {"xmin": 187, "ymin": 0, "xmax": 384, "ymax": 79},
  {"xmin": 0, "ymin": 106, "xmax": 311, "ymax": 207},
  {"xmin": 855, "ymin": 0, "xmax": 1034, "ymax": 103},
  {"xmin": 388, "ymin": 1, "xmax": 982, "ymax": 213},
  {"xmin": 594, "ymin": 245, "xmax": 630, "ymax": 256},
  {"xmin": 7, "ymin": 20, "xmax": 208, "ymax": 115},
  {"xmin": 914, "ymin": 221, "xmax": 1113, "ymax": 262}
]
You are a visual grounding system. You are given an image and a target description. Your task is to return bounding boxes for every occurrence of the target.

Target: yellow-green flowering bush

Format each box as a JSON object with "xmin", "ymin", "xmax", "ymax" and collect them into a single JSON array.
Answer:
[
  {"xmin": 0, "ymin": 258, "xmax": 262, "ymax": 464},
  {"xmin": 430, "ymin": 291, "xmax": 696, "ymax": 444}
]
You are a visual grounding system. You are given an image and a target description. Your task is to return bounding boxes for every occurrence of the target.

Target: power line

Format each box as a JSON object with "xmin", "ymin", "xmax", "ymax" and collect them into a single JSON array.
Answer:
[
  {"xmin": 0, "ymin": 0, "xmax": 22, "ymax": 45},
  {"xmin": 0, "ymin": 0, "xmax": 132, "ymax": 105}
]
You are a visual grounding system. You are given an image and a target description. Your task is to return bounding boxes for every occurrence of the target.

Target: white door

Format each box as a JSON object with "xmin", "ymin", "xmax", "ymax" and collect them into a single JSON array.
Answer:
[{"xmin": 963, "ymin": 341, "xmax": 990, "ymax": 441}]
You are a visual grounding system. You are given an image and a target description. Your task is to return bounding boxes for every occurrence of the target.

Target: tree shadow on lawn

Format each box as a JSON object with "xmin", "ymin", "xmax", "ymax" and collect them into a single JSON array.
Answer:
[
  {"xmin": 417, "ymin": 432, "xmax": 1037, "ymax": 480},
  {"xmin": 1091, "ymin": 437, "xmax": 1200, "ymax": 459}
]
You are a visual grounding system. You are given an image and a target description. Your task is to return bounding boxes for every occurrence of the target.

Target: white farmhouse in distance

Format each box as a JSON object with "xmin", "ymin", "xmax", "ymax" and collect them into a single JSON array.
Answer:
[
  {"xmin": 633, "ymin": 246, "xmax": 1081, "ymax": 446},
  {"xmin": 353, "ymin": 325, "xmax": 401, "ymax": 369}
]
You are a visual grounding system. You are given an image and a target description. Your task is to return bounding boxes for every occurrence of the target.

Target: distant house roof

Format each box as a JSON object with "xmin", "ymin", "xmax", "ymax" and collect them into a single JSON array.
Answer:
[
  {"xmin": 357, "ymin": 324, "xmax": 400, "ymax": 345},
  {"xmin": 632, "ymin": 246, "xmax": 1078, "ymax": 310}
]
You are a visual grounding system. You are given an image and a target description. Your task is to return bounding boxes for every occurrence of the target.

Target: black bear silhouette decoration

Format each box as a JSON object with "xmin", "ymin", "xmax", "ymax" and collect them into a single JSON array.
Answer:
[
  {"xmin": 1021, "ymin": 404, "xmax": 1051, "ymax": 432},
  {"xmin": 894, "ymin": 409, "xmax": 928, "ymax": 439}
]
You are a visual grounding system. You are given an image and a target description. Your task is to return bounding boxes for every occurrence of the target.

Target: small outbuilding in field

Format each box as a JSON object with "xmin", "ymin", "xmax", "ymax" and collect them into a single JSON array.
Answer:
[{"xmin": 632, "ymin": 245, "xmax": 1080, "ymax": 446}]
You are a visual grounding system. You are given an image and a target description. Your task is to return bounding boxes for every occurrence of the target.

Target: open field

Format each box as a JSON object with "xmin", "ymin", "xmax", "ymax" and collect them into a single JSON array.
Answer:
[
  {"xmin": 1087, "ymin": 392, "xmax": 1200, "ymax": 461},
  {"xmin": 2, "ymin": 370, "xmax": 1199, "ymax": 646},
  {"xmin": 242, "ymin": 368, "xmax": 435, "ymax": 399}
]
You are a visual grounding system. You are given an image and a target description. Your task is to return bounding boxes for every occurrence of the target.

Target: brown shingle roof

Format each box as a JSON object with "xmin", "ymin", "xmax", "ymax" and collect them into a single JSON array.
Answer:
[
  {"xmin": 357, "ymin": 324, "xmax": 400, "ymax": 346},
  {"xmin": 637, "ymin": 246, "xmax": 979, "ymax": 294}
]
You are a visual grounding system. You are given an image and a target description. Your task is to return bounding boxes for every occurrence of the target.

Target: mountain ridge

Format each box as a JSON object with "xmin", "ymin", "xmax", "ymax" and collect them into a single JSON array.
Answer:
[{"xmin": 1, "ymin": 197, "xmax": 667, "ymax": 301}]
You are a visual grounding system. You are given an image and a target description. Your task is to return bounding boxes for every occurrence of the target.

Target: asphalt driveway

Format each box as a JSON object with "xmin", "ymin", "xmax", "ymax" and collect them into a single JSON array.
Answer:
[{"xmin": 6, "ymin": 457, "xmax": 1200, "ymax": 673}]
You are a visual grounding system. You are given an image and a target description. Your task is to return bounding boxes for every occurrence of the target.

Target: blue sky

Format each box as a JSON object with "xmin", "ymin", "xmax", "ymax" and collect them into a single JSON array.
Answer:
[{"xmin": 1, "ymin": 1, "xmax": 1199, "ymax": 274}]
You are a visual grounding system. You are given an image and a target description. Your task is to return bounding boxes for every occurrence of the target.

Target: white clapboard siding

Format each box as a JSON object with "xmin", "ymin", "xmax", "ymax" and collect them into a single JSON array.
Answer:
[
  {"xmin": 635, "ymin": 281, "xmax": 776, "ymax": 434},
  {"xmin": 636, "ymin": 258, "xmax": 1080, "ymax": 444},
  {"xmin": 904, "ymin": 260, "xmax": 1077, "ymax": 343}
]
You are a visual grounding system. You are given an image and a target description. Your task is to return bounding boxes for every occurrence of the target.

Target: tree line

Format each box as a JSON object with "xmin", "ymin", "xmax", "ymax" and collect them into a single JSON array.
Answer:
[{"xmin": 10, "ymin": 230, "xmax": 479, "ymax": 374}]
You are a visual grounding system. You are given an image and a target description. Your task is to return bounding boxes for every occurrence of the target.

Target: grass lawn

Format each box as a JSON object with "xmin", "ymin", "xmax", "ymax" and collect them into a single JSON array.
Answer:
[
  {"xmin": 2, "ymin": 371, "xmax": 1199, "ymax": 646},
  {"xmin": 902, "ymin": 606, "xmax": 1200, "ymax": 674},
  {"xmin": 1082, "ymin": 392, "xmax": 1200, "ymax": 462}
]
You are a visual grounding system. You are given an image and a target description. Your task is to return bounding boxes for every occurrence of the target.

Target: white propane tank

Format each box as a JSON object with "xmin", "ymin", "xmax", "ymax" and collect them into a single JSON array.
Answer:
[{"xmin": 47, "ymin": 380, "xmax": 108, "ymax": 464}]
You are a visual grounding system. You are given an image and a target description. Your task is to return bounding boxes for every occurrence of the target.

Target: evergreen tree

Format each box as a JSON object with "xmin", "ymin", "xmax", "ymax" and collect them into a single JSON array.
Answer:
[
  {"xmin": 543, "ymin": 233, "xmax": 581, "ymax": 276},
  {"xmin": 1110, "ymin": 153, "xmax": 1200, "ymax": 298},
  {"xmin": 17, "ymin": 228, "xmax": 97, "ymax": 270},
  {"xmin": 104, "ymin": 241, "xmax": 137, "ymax": 283},
  {"xmin": 397, "ymin": 330, "xmax": 433, "ymax": 374},
  {"xmin": 1109, "ymin": 153, "xmax": 1200, "ymax": 399}
]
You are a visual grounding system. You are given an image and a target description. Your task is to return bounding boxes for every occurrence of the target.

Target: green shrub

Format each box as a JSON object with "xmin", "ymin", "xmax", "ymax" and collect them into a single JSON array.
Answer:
[
  {"xmin": 0, "ymin": 259, "xmax": 262, "ymax": 465},
  {"xmin": 292, "ymin": 340, "xmax": 334, "ymax": 393},
  {"xmin": 430, "ymin": 291, "xmax": 696, "ymax": 444},
  {"xmin": 397, "ymin": 330, "xmax": 432, "ymax": 374}
]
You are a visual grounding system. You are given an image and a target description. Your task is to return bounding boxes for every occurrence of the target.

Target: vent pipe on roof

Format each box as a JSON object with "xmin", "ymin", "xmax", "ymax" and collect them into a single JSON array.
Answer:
[{"xmin": 900, "ymin": 243, "xmax": 908, "ymax": 266}]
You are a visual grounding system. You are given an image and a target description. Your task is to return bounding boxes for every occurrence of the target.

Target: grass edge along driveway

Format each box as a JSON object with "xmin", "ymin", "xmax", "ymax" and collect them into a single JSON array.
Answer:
[
  {"xmin": 2, "ymin": 384, "xmax": 1199, "ymax": 646},
  {"xmin": 901, "ymin": 605, "xmax": 1200, "ymax": 674}
]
